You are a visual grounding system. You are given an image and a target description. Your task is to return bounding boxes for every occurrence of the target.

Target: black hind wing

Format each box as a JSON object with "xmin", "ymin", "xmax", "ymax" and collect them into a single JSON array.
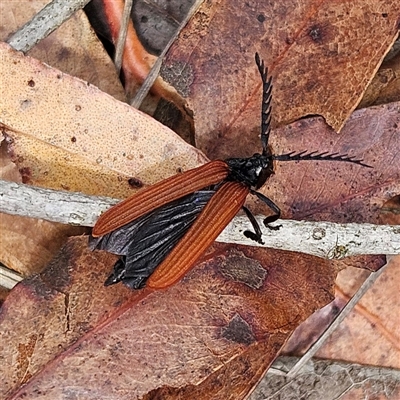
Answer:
[{"xmin": 89, "ymin": 190, "xmax": 215, "ymax": 289}]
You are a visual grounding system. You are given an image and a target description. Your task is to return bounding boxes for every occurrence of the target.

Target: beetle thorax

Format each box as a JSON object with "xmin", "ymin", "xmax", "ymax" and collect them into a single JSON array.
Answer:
[{"xmin": 225, "ymin": 153, "xmax": 274, "ymax": 189}]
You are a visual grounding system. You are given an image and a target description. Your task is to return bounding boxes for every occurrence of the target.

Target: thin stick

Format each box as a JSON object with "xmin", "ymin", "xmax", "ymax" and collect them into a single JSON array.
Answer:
[
  {"xmin": 1, "ymin": 179, "xmax": 399, "ymax": 258},
  {"xmin": 0, "ymin": 179, "xmax": 118, "ymax": 227},
  {"xmin": 114, "ymin": 0, "xmax": 134, "ymax": 74},
  {"xmin": 7, "ymin": 0, "xmax": 91, "ymax": 53},
  {"xmin": 130, "ymin": 0, "xmax": 204, "ymax": 108}
]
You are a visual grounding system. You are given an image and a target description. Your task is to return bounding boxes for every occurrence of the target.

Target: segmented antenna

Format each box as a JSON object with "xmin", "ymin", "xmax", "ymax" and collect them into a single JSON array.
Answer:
[
  {"xmin": 273, "ymin": 151, "xmax": 372, "ymax": 168},
  {"xmin": 254, "ymin": 53, "xmax": 371, "ymax": 169},
  {"xmin": 255, "ymin": 52, "xmax": 272, "ymax": 154}
]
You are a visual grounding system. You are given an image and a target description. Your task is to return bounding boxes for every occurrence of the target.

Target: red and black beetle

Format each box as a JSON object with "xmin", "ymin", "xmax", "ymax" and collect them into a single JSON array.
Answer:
[{"xmin": 90, "ymin": 53, "xmax": 370, "ymax": 290}]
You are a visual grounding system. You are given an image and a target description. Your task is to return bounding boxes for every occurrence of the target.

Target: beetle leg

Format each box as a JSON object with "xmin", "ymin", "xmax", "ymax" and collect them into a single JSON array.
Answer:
[
  {"xmin": 242, "ymin": 206, "xmax": 264, "ymax": 244},
  {"xmin": 250, "ymin": 189, "xmax": 282, "ymax": 230}
]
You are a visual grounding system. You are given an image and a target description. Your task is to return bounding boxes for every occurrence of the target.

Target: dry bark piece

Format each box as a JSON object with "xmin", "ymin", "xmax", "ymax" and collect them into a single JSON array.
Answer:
[
  {"xmin": 162, "ymin": 0, "xmax": 400, "ymax": 159},
  {"xmin": 1, "ymin": 237, "xmax": 341, "ymax": 399}
]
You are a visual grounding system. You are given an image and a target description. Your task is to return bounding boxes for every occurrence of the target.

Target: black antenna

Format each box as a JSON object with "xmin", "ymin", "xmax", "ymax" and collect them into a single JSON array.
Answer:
[
  {"xmin": 273, "ymin": 150, "xmax": 372, "ymax": 168},
  {"xmin": 254, "ymin": 53, "xmax": 371, "ymax": 169},
  {"xmin": 255, "ymin": 52, "xmax": 272, "ymax": 154}
]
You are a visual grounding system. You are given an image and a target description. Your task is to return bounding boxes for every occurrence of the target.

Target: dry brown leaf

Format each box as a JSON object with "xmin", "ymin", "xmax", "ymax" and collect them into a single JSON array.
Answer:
[
  {"xmin": 0, "ymin": 43, "xmax": 207, "ymax": 198},
  {"xmin": 282, "ymin": 257, "xmax": 398, "ymax": 369},
  {"xmin": 250, "ymin": 357, "xmax": 400, "ymax": 400},
  {"xmin": 0, "ymin": 0, "xmax": 126, "ymax": 101},
  {"xmin": 0, "ymin": 212, "xmax": 83, "ymax": 276},
  {"xmin": 162, "ymin": 0, "xmax": 399, "ymax": 158},
  {"xmin": 1, "ymin": 237, "xmax": 340, "ymax": 399},
  {"xmin": 359, "ymin": 51, "xmax": 400, "ymax": 109},
  {"xmin": 0, "ymin": 42, "xmax": 204, "ymax": 277},
  {"xmin": 0, "ymin": 129, "xmax": 83, "ymax": 276},
  {"xmin": 0, "ymin": 0, "xmax": 127, "ymax": 276},
  {"xmin": 316, "ymin": 256, "xmax": 400, "ymax": 369},
  {"xmin": 85, "ymin": 0, "xmax": 181, "ymax": 104}
]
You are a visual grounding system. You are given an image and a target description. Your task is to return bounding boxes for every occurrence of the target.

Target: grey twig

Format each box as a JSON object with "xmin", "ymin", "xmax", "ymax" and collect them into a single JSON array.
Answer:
[
  {"xmin": 0, "ymin": 179, "xmax": 117, "ymax": 227},
  {"xmin": 114, "ymin": 0, "xmax": 134, "ymax": 74},
  {"xmin": 1, "ymin": 179, "xmax": 399, "ymax": 258},
  {"xmin": 7, "ymin": 0, "xmax": 91, "ymax": 53}
]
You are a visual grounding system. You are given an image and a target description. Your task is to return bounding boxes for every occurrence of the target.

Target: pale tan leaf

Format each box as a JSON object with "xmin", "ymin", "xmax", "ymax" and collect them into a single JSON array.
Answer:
[
  {"xmin": 0, "ymin": 43, "xmax": 207, "ymax": 198},
  {"xmin": 0, "ymin": 1, "xmax": 126, "ymax": 101}
]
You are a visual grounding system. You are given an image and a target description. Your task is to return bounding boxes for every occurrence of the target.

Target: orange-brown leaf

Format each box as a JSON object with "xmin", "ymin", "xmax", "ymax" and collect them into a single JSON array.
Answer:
[{"xmin": 0, "ymin": 237, "xmax": 338, "ymax": 399}]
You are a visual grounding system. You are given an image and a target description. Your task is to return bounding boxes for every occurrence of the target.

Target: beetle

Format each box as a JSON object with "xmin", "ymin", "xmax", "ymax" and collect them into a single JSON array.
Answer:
[{"xmin": 90, "ymin": 53, "xmax": 370, "ymax": 290}]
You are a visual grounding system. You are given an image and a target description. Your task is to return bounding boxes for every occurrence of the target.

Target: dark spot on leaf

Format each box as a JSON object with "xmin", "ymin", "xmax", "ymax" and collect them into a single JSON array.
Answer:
[
  {"xmin": 71, "ymin": 136, "xmax": 77, "ymax": 143},
  {"xmin": 27, "ymin": 79, "xmax": 35, "ymax": 87},
  {"xmin": 257, "ymin": 14, "xmax": 265, "ymax": 22},
  {"xmin": 128, "ymin": 177, "xmax": 143, "ymax": 188},
  {"xmin": 381, "ymin": 13, "xmax": 388, "ymax": 18},
  {"xmin": 221, "ymin": 314, "xmax": 255, "ymax": 345},
  {"xmin": 141, "ymin": 15, "xmax": 148, "ymax": 23},
  {"xmin": 379, "ymin": 73, "xmax": 388, "ymax": 84},
  {"xmin": 19, "ymin": 167, "xmax": 31, "ymax": 183},
  {"xmin": 58, "ymin": 47, "xmax": 70, "ymax": 61},
  {"xmin": 308, "ymin": 24, "xmax": 324, "ymax": 43},
  {"xmin": 331, "ymin": 304, "xmax": 341, "ymax": 316},
  {"xmin": 286, "ymin": 36, "xmax": 294, "ymax": 45},
  {"xmin": 75, "ymin": 105, "xmax": 82, "ymax": 111}
]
